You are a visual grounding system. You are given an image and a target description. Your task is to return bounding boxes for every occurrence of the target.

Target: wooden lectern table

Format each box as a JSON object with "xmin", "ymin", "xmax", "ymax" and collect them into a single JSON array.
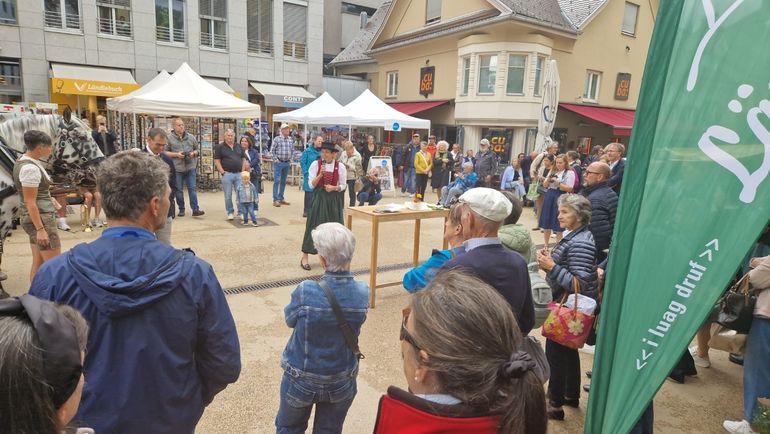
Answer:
[{"xmin": 345, "ymin": 205, "xmax": 449, "ymax": 307}]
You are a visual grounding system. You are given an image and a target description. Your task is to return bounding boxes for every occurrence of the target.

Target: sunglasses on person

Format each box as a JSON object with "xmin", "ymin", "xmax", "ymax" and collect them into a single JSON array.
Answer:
[{"xmin": 400, "ymin": 307, "xmax": 422, "ymax": 351}]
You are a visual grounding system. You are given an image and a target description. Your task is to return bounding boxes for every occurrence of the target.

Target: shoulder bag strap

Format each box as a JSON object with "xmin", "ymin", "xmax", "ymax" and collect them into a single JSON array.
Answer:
[{"xmin": 318, "ymin": 279, "xmax": 365, "ymax": 360}]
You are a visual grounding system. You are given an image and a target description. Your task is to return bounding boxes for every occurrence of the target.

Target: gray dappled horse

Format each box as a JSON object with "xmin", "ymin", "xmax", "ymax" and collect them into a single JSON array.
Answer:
[{"xmin": 0, "ymin": 108, "xmax": 104, "ymax": 240}]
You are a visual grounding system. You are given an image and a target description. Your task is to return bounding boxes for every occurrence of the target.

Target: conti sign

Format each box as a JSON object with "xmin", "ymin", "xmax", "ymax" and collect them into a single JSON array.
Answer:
[{"xmin": 51, "ymin": 78, "xmax": 140, "ymax": 97}]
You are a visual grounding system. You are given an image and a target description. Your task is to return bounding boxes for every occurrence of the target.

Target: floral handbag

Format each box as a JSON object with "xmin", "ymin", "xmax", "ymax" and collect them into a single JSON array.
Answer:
[{"xmin": 541, "ymin": 277, "xmax": 596, "ymax": 350}]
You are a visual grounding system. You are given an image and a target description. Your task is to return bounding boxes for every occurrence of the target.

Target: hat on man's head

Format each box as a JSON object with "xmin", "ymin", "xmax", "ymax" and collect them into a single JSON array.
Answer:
[
  {"xmin": 458, "ymin": 188, "xmax": 512, "ymax": 222},
  {"xmin": 480, "ymin": 138, "xmax": 490, "ymax": 147},
  {"xmin": 321, "ymin": 141, "xmax": 338, "ymax": 152},
  {"xmin": 412, "ymin": 133, "xmax": 420, "ymax": 137},
  {"xmin": 280, "ymin": 123, "xmax": 290, "ymax": 129}
]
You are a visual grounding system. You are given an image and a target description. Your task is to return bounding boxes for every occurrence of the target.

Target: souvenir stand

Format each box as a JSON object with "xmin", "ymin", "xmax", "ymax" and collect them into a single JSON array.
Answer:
[{"xmin": 106, "ymin": 63, "xmax": 261, "ymax": 190}]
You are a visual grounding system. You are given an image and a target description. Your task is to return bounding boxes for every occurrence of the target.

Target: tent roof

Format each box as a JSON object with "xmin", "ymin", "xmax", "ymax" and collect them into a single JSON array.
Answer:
[
  {"xmin": 272, "ymin": 92, "xmax": 343, "ymax": 124},
  {"xmin": 309, "ymin": 89, "xmax": 430, "ymax": 129},
  {"xmin": 106, "ymin": 70, "xmax": 171, "ymax": 110},
  {"xmin": 111, "ymin": 63, "xmax": 260, "ymax": 118}
]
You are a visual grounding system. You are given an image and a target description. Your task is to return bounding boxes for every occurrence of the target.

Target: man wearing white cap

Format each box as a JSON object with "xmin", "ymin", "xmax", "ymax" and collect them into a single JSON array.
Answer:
[
  {"xmin": 441, "ymin": 187, "xmax": 535, "ymax": 334},
  {"xmin": 271, "ymin": 123, "xmax": 294, "ymax": 207}
]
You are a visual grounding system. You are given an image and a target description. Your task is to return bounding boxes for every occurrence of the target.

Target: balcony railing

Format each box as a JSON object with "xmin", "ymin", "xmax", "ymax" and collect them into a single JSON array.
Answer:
[
  {"xmin": 200, "ymin": 32, "xmax": 227, "ymax": 50},
  {"xmin": 156, "ymin": 26, "xmax": 186, "ymax": 44},
  {"xmin": 44, "ymin": 10, "xmax": 82, "ymax": 31},
  {"xmin": 98, "ymin": 17, "xmax": 132, "ymax": 38},
  {"xmin": 247, "ymin": 39, "xmax": 273, "ymax": 55},
  {"xmin": 283, "ymin": 41, "xmax": 307, "ymax": 60}
]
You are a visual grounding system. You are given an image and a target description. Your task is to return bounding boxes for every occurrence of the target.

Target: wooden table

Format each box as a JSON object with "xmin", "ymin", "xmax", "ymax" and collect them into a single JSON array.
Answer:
[{"xmin": 345, "ymin": 205, "xmax": 449, "ymax": 307}]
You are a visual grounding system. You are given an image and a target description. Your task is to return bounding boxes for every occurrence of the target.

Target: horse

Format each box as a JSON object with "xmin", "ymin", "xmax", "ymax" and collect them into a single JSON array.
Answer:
[{"xmin": 0, "ymin": 108, "xmax": 105, "ymax": 240}]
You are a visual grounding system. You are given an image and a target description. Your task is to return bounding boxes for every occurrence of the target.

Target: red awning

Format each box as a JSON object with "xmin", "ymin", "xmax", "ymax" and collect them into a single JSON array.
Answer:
[
  {"xmin": 560, "ymin": 103, "xmax": 636, "ymax": 137},
  {"xmin": 388, "ymin": 100, "xmax": 450, "ymax": 116}
]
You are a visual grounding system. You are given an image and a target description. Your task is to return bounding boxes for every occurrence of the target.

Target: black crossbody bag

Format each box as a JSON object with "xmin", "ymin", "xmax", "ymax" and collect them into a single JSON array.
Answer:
[{"xmin": 319, "ymin": 280, "xmax": 365, "ymax": 360}]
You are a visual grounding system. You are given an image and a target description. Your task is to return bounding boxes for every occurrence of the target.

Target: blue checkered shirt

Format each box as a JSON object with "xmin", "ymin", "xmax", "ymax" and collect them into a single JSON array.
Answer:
[{"xmin": 272, "ymin": 135, "xmax": 295, "ymax": 162}]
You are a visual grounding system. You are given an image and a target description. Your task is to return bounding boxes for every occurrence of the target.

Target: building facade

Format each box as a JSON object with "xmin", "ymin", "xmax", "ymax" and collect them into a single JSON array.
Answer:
[
  {"xmin": 0, "ymin": 0, "xmax": 324, "ymax": 125},
  {"xmin": 331, "ymin": 0, "xmax": 659, "ymax": 159}
]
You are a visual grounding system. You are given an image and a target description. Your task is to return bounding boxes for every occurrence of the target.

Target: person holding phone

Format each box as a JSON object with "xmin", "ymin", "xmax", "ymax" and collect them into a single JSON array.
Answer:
[{"xmin": 91, "ymin": 115, "xmax": 118, "ymax": 157}]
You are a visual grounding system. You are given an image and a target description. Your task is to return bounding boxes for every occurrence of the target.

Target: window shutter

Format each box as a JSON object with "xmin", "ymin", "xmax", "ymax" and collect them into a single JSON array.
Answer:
[
  {"xmin": 259, "ymin": 0, "xmax": 272, "ymax": 41},
  {"xmin": 283, "ymin": 3, "xmax": 306, "ymax": 43},
  {"xmin": 199, "ymin": 0, "xmax": 211, "ymax": 16},
  {"xmin": 426, "ymin": 0, "xmax": 441, "ymax": 22},
  {"xmin": 97, "ymin": 0, "xmax": 131, "ymax": 7},
  {"xmin": 212, "ymin": 0, "xmax": 226, "ymax": 19},
  {"xmin": 622, "ymin": 2, "xmax": 638, "ymax": 34}
]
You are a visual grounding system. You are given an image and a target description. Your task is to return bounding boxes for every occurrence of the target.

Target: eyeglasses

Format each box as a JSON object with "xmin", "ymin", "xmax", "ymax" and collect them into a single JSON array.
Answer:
[
  {"xmin": 400, "ymin": 307, "xmax": 422, "ymax": 351},
  {"xmin": 585, "ymin": 171, "xmax": 601, "ymax": 175}
]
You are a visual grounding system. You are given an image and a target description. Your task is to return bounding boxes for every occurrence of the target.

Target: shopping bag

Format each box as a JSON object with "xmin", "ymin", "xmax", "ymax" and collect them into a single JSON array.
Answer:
[
  {"xmin": 541, "ymin": 278, "xmax": 596, "ymax": 350},
  {"xmin": 526, "ymin": 181, "xmax": 541, "ymax": 201},
  {"xmin": 717, "ymin": 274, "xmax": 756, "ymax": 334}
]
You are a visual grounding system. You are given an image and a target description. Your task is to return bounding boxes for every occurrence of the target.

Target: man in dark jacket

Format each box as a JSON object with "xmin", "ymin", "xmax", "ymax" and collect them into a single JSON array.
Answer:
[
  {"xmin": 605, "ymin": 142, "xmax": 626, "ymax": 194},
  {"xmin": 92, "ymin": 115, "xmax": 119, "ymax": 156},
  {"xmin": 400, "ymin": 134, "xmax": 419, "ymax": 196},
  {"xmin": 581, "ymin": 162, "xmax": 618, "ymax": 263},
  {"xmin": 29, "ymin": 151, "xmax": 241, "ymax": 434},
  {"xmin": 474, "ymin": 139, "xmax": 498, "ymax": 187},
  {"xmin": 441, "ymin": 188, "xmax": 535, "ymax": 334},
  {"xmin": 143, "ymin": 127, "xmax": 176, "ymax": 245}
]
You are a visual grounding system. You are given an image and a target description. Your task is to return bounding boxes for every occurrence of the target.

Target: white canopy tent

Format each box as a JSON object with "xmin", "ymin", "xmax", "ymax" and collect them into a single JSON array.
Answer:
[
  {"xmin": 106, "ymin": 70, "xmax": 171, "ymax": 111},
  {"xmin": 311, "ymin": 89, "xmax": 430, "ymax": 130},
  {"xmin": 273, "ymin": 92, "xmax": 343, "ymax": 124},
  {"xmin": 108, "ymin": 62, "xmax": 260, "ymax": 118}
]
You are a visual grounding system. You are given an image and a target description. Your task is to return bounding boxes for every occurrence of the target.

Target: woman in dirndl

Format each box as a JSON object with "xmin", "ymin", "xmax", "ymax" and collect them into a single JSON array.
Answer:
[
  {"xmin": 538, "ymin": 154, "xmax": 574, "ymax": 249},
  {"xmin": 301, "ymin": 142, "xmax": 347, "ymax": 270}
]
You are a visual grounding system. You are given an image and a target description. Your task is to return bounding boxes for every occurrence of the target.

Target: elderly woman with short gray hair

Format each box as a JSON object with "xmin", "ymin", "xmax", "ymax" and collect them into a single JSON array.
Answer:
[
  {"xmin": 278, "ymin": 222, "xmax": 370, "ymax": 433},
  {"xmin": 535, "ymin": 193, "xmax": 598, "ymax": 421},
  {"xmin": 440, "ymin": 161, "xmax": 478, "ymax": 208}
]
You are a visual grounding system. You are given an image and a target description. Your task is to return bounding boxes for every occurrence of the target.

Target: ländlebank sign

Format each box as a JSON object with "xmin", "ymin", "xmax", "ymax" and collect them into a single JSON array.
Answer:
[{"xmin": 586, "ymin": 1, "xmax": 770, "ymax": 432}]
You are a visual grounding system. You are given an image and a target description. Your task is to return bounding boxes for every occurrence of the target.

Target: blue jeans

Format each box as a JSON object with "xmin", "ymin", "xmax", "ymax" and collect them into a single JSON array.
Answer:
[
  {"xmin": 273, "ymin": 161, "xmax": 291, "ymax": 201},
  {"xmin": 744, "ymin": 317, "xmax": 770, "ymax": 421},
  {"xmin": 275, "ymin": 373, "xmax": 356, "ymax": 434},
  {"xmin": 401, "ymin": 167, "xmax": 415, "ymax": 194},
  {"xmin": 221, "ymin": 172, "xmax": 240, "ymax": 215},
  {"xmin": 357, "ymin": 191, "xmax": 382, "ymax": 205},
  {"xmin": 174, "ymin": 170, "xmax": 200, "ymax": 212},
  {"xmin": 239, "ymin": 202, "xmax": 257, "ymax": 223}
]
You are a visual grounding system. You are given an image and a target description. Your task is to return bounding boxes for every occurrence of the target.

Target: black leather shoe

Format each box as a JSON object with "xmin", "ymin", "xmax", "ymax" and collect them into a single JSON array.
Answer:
[
  {"xmin": 729, "ymin": 353, "xmax": 744, "ymax": 366},
  {"xmin": 192, "ymin": 210, "xmax": 205, "ymax": 217},
  {"xmin": 177, "ymin": 211, "xmax": 185, "ymax": 217},
  {"xmin": 586, "ymin": 370, "xmax": 592, "ymax": 379},
  {"xmin": 583, "ymin": 384, "xmax": 591, "ymax": 393}
]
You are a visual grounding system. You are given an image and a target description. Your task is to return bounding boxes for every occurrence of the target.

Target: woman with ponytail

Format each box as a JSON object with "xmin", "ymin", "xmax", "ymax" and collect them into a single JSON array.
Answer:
[{"xmin": 373, "ymin": 269, "xmax": 547, "ymax": 434}]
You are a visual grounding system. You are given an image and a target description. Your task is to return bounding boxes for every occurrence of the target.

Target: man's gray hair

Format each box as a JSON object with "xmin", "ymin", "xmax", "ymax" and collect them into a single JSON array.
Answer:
[
  {"xmin": 557, "ymin": 194, "xmax": 592, "ymax": 226},
  {"xmin": 480, "ymin": 138, "xmax": 490, "ymax": 147},
  {"xmin": 147, "ymin": 127, "xmax": 167, "ymax": 140},
  {"xmin": 311, "ymin": 223, "xmax": 356, "ymax": 272},
  {"xmin": 462, "ymin": 161, "xmax": 473, "ymax": 169},
  {"xmin": 97, "ymin": 151, "xmax": 170, "ymax": 221}
]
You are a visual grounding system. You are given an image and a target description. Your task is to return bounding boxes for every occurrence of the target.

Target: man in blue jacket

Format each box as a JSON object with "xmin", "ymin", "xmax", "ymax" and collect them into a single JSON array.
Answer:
[{"xmin": 29, "ymin": 151, "xmax": 241, "ymax": 434}]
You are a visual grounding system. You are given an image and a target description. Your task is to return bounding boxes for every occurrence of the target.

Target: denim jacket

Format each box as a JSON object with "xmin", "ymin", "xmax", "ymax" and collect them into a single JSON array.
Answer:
[
  {"xmin": 236, "ymin": 182, "xmax": 257, "ymax": 204},
  {"xmin": 281, "ymin": 272, "xmax": 370, "ymax": 382}
]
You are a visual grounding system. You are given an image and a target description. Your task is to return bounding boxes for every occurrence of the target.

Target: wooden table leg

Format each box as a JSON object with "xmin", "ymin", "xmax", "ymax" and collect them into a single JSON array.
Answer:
[
  {"xmin": 369, "ymin": 218, "xmax": 379, "ymax": 308},
  {"xmin": 413, "ymin": 219, "xmax": 421, "ymax": 266},
  {"xmin": 442, "ymin": 216, "xmax": 449, "ymax": 250},
  {"xmin": 346, "ymin": 214, "xmax": 353, "ymax": 230}
]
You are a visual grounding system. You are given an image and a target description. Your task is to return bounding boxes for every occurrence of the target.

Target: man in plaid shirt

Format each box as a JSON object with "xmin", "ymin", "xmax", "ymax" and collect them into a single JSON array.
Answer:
[{"xmin": 272, "ymin": 123, "xmax": 294, "ymax": 207}]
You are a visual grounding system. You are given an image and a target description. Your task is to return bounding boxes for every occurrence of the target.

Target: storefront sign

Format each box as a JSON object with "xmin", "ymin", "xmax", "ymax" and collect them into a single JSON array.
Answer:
[
  {"xmin": 51, "ymin": 78, "xmax": 139, "ymax": 97},
  {"xmin": 481, "ymin": 127, "xmax": 513, "ymax": 164},
  {"xmin": 419, "ymin": 66, "xmax": 435, "ymax": 97},
  {"xmin": 614, "ymin": 73, "xmax": 632, "ymax": 100},
  {"xmin": 282, "ymin": 95, "xmax": 305, "ymax": 107}
]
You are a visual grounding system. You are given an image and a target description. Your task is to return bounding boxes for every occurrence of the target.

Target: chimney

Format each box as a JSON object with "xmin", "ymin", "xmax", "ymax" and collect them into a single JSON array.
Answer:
[{"xmin": 360, "ymin": 11, "xmax": 368, "ymax": 29}]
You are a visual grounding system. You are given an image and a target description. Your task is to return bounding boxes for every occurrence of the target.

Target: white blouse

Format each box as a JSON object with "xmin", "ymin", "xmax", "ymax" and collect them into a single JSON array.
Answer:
[{"xmin": 309, "ymin": 160, "xmax": 348, "ymax": 191}]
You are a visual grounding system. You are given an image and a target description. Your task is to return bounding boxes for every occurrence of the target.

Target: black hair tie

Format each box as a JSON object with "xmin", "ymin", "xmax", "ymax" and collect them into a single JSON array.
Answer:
[
  {"xmin": 0, "ymin": 295, "xmax": 83, "ymax": 409},
  {"xmin": 499, "ymin": 350, "xmax": 536, "ymax": 380}
]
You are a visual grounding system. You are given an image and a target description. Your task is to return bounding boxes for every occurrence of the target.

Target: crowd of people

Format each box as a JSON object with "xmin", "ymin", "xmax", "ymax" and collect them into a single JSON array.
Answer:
[{"xmin": 3, "ymin": 119, "xmax": 768, "ymax": 434}]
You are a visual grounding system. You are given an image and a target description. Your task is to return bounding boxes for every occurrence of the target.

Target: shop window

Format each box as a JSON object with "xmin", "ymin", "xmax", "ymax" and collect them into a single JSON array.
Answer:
[
  {"xmin": 425, "ymin": 0, "xmax": 441, "ymax": 25},
  {"xmin": 506, "ymin": 54, "xmax": 527, "ymax": 95},
  {"xmin": 0, "ymin": 0, "xmax": 16, "ymax": 25},
  {"xmin": 247, "ymin": 0, "xmax": 273, "ymax": 55},
  {"xmin": 584, "ymin": 71, "xmax": 602, "ymax": 102},
  {"xmin": 533, "ymin": 56, "xmax": 545, "ymax": 97},
  {"xmin": 460, "ymin": 56, "xmax": 470, "ymax": 96},
  {"xmin": 156, "ymin": 0, "xmax": 186, "ymax": 44},
  {"xmin": 44, "ymin": 0, "xmax": 81, "ymax": 31},
  {"xmin": 200, "ymin": 0, "xmax": 227, "ymax": 49},
  {"xmin": 477, "ymin": 54, "xmax": 497, "ymax": 95},
  {"xmin": 622, "ymin": 2, "xmax": 639, "ymax": 36},
  {"xmin": 386, "ymin": 71, "xmax": 398, "ymax": 98},
  {"xmin": 283, "ymin": 3, "xmax": 307, "ymax": 60},
  {"xmin": 97, "ymin": 0, "xmax": 132, "ymax": 38}
]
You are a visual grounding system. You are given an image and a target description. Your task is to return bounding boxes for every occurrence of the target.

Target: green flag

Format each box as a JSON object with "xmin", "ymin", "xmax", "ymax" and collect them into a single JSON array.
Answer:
[{"xmin": 585, "ymin": 1, "xmax": 770, "ymax": 432}]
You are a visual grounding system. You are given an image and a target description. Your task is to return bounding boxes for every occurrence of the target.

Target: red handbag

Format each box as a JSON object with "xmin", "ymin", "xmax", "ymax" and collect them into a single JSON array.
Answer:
[{"xmin": 541, "ymin": 277, "xmax": 596, "ymax": 350}]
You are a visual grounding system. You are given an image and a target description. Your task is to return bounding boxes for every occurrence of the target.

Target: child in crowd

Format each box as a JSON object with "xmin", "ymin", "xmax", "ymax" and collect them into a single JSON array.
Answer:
[{"xmin": 236, "ymin": 171, "xmax": 259, "ymax": 226}]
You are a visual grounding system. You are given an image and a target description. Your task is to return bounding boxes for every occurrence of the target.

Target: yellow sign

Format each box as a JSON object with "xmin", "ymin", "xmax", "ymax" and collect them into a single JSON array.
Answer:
[{"xmin": 51, "ymin": 78, "xmax": 140, "ymax": 97}]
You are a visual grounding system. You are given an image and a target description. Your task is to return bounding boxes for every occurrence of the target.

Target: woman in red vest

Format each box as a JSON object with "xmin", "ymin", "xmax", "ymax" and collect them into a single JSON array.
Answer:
[
  {"xmin": 373, "ymin": 270, "xmax": 547, "ymax": 434},
  {"xmin": 300, "ymin": 142, "xmax": 347, "ymax": 270}
]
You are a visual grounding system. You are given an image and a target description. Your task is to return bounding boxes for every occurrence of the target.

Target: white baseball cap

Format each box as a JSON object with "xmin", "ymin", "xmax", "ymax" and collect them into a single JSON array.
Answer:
[
  {"xmin": 458, "ymin": 188, "xmax": 512, "ymax": 222},
  {"xmin": 280, "ymin": 123, "xmax": 290, "ymax": 129}
]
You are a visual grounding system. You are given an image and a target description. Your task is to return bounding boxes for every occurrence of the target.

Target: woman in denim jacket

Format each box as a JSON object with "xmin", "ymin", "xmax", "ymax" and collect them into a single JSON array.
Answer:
[{"xmin": 277, "ymin": 222, "xmax": 370, "ymax": 433}]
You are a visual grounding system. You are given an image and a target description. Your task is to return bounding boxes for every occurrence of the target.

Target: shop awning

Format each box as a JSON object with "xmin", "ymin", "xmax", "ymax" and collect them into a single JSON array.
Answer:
[
  {"xmin": 388, "ymin": 100, "xmax": 450, "ymax": 116},
  {"xmin": 50, "ymin": 63, "xmax": 139, "ymax": 97},
  {"xmin": 205, "ymin": 78, "xmax": 235, "ymax": 94},
  {"xmin": 560, "ymin": 103, "xmax": 636, "ymax": 136},
  {"xmin": 250, "ymin": 82, "xmax": 315, "ymax": 108}
]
